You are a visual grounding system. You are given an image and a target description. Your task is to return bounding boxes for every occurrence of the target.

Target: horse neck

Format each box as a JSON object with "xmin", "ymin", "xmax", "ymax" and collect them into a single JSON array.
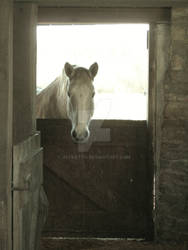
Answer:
[{"xmin": 56, "ymin": 69, "xmax": 68, "ymax": 118}]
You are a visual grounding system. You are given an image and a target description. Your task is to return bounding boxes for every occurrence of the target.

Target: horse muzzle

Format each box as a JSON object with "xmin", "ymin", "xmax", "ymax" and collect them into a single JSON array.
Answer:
[{"xmin": 71, "ymin": 129, "xmax": 90, "ymax": 143}]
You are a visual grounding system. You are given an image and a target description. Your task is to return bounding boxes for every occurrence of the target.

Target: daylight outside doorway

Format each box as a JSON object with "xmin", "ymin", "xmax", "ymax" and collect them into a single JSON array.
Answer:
[{"xmin": 37, "ymin": 24, "xmax": 149, "ymax": 120}]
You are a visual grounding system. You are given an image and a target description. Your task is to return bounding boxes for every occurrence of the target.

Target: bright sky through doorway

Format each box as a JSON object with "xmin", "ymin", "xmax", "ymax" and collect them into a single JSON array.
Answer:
[{"xmin": 37, "ymin": 24, "xmax": 149, "ymax": 120}]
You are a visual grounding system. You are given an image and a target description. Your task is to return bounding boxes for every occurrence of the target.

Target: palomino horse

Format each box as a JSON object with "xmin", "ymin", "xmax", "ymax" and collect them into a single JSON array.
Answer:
[{"xmin": 36, "ymin": 62, "xmax": 98, "ymax": 143}]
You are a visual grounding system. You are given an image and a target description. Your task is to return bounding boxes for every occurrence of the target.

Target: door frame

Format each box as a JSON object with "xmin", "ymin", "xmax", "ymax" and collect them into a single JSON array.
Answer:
[{"xmin": 36, "ymin": 6, "xmax": 171, "ymax": 240}]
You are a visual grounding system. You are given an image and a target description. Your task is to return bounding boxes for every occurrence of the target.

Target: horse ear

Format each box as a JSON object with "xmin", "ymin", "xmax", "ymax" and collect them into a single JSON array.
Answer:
[
  {"xmin": 65, "ymin": 62, "xmax": 74, "ymax": 78},
  {"xmin": 89, "ymin": 62, "xmax": 98, "ymax": 79}
]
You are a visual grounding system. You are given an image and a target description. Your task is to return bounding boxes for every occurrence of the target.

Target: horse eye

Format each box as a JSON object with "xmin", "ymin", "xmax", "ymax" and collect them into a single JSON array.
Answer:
[{"xmin": 92, "ymin": 92, "xmax": 95, "ymax": 98}]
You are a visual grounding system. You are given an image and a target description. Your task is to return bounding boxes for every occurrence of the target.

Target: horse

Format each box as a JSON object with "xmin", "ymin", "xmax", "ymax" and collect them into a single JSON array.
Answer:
[{"xmin": 36, "ymin": 62, "xmax": 98, "ymax": 143}]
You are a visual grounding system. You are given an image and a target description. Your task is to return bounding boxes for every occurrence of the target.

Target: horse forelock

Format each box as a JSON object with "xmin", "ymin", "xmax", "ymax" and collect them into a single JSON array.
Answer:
[{"xmin": 72, "ymin": 67, "xmax": 92, "ymax": 81}]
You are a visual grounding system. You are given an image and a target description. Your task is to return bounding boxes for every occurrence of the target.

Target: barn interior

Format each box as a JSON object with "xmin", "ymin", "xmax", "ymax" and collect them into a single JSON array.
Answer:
[{"xmin": 0, "ymin": 1, "xmax": 188, "ymax": 250}]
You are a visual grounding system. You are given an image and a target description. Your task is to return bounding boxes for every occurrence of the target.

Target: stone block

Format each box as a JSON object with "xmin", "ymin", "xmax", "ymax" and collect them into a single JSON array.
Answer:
[
  {"xmin": 166, "ymin": 82, "xmax": 188, "ymax": 98},
  {"xmin": 172, "ymin": 8, "xmax": 188, "ymax": 18},
  {"xmin": 171, "ymin": 54, "xmax": 185, "ymax": 71},
  {"xmin": 165, "ymin": 93, "xmax": 188, "ymax": 102},
  {"xmin": 160, "ymin": 159, "xmax": 188, "ymax": 176},
  {"xmin": 164, "ymin": 101, "xmax": 188, "ymax": 119},
  {"xmin": 171, "ymin": 70, "xmax": 188, "ymax": 82},
  {"xmin": 172, "ymin": 16, "xmax": 188, "ymax": 24},
  {"xmin": 161, "ymin": 143, "xmax": 188, "ymax": 160},
  {"xmin": 172, "ymin": 25, "xmax": 186, "ymax": 41},
  {"xmin": 162, "ymin": 127, "xmax": 188, "ymax": 145}
]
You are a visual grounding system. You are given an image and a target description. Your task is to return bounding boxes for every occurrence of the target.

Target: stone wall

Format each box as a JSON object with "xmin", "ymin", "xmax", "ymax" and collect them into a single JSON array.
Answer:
[{"xmin": 156, "ymin": 8, "xmax": 188, "ymax": 241}]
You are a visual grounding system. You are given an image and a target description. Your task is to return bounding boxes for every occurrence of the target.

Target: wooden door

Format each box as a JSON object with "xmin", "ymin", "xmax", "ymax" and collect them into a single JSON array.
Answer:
[
  {"xmin": 13, "ymin": 133, "xmax": 48, "ymax": 250},
  {"xmin": 37, "ymin": 119, "xmax": 153, "ymax": 239}
]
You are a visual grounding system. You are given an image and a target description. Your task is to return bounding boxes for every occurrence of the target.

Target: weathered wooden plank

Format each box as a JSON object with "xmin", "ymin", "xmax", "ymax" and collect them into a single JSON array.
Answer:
[
  {"xmin": 38, "ymin": 118, "xmax": 147, "ymax": 128},
  {"xmin": 43, "ymin": 144, "xmax": 147, "ymax": 210},
  {"xmin": 13, "ymin": 3, "xmax": 37, "ymax": 144},
  {"xmin": 13, "ymin": 133, "xmax": 47, "ymax": 250},
  {"xmin": 37, "ymin": 119, "xmax": 153, "ymax": 238},
  {"xmin": 0, "ymin": 0, "xmax": 13, "ymax": 249},
  {"xmin": 38, "ymin": 7, "xmax": 171, "ymax": 24},
  {"xmin": 43, "ymin": 147, "xmax": 151, "ymax": 237},
  {"xmin": 14, "ymin": 0, "xmax": 188, "ymax": 8},
  {"xmin": 37, "ymin": 119, "xmax": 148, "ymax": 148}
]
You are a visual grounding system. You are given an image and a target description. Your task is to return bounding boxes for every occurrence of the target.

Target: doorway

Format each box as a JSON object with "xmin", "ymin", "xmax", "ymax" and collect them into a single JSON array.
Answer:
[{"xmin": 37, "ymin": 24, "xmax": 149, "ymax": 120}]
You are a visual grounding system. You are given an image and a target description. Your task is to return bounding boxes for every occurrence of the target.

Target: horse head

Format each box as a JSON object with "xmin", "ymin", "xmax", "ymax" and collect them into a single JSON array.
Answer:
[{"xmin": 64, "ymin": 62, "xmax": 98, "ymax": 143}]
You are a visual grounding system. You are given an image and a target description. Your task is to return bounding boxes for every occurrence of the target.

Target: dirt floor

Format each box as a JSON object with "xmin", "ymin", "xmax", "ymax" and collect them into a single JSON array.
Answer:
[{"xmin": 40, "ymin": 238, "xmax": 188, "ymax": 250}]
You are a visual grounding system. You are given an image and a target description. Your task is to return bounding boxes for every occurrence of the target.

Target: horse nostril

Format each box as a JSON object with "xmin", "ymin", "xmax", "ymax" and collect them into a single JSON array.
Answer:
[
  {"xmin": 71, "ymin": 129, "xmax": 89, "ymax": 143},
  {"xmin": 72, "ymin": 130, "xmax": 77, "ymax": 139},
  {"xmin": 85, "ymin": 130, "xmax": 89, "ymax": 138}
]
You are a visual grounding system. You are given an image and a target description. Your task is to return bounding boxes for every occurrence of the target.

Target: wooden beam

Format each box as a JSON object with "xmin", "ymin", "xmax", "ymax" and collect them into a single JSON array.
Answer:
[
  {"xmin": 0, "ymin": 0, "xmax": 13, "ymax": 249},
  {"xmin": 14, "ymin": 0, "xmax": 188, "ymax": 8},
  {"xmin": 38, "ymin": 7, "xmax": 171, "ymax": 24},
  {"xmin": 13, "ymin": 3, "xmax": 37, "ymax": 144}
]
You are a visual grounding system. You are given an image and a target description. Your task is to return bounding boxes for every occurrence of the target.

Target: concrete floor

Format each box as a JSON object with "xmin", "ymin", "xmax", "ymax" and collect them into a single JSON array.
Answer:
[{"xmin": 40, "ymin": 238, "xmax": 188, "ymax": 250}]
